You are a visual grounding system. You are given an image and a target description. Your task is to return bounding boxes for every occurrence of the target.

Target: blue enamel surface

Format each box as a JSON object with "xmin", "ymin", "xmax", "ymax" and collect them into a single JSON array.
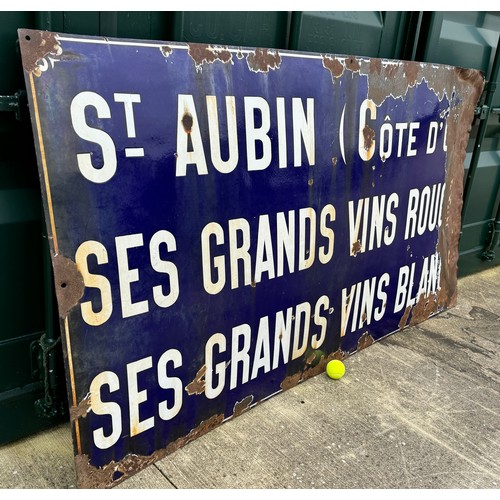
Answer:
[{"xmin": 31, "ymin": 39, "xmax": 450, "ymax": 467}]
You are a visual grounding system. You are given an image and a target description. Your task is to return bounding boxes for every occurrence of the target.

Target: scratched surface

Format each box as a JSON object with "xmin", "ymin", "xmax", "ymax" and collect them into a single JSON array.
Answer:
[{"xmin": 19, "ymin": 29, "xmax": 482, "ymax": 488}]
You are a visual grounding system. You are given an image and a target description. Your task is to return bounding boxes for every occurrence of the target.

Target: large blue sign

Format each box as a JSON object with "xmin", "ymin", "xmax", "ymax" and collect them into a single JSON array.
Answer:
[{"xmin": 19, "ymin": 29, "xmax": 482, "ymax": 488}]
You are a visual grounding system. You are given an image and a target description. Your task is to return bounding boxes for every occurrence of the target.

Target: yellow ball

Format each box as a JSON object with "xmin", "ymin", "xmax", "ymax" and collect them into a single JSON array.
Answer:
[{"xmin": 326, "ymin": 360, "xmax": 345, "ymax": 380}]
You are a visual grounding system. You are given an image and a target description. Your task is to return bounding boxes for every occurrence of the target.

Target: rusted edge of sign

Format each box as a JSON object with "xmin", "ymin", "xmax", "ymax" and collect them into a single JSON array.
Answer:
[
  {"xmin": 18, "ymin": 29, "xmax": 484, "ymax": 488},
  {"xmin": 359, "ymin": 61, "xmax": 484, "ymax": 328}
]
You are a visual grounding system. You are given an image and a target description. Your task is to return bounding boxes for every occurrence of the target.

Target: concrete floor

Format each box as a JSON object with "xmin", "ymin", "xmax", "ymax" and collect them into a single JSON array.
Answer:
[{"xmin": 1, "ymin": 266, "xmax": 499, "ymax": 489}]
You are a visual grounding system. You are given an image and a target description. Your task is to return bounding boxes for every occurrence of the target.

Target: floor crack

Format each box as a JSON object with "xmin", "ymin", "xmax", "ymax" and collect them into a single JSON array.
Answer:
[{"xmin": 154, "ymin": 464, "xmax": 178, "ymax": 489}]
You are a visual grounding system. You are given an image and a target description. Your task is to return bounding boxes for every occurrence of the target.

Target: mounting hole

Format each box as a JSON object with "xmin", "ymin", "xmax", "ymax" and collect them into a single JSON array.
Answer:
[
  {"xmin": 25, "ymin": 35, "xmax": 31, "ymax": 41},
  {"xmin": 112, "ymin": 470, "xmax": 124, "ymax": 481},
  {"xmin": 60, "ymin": 282, "xmax": 67, "ymax": 289}
]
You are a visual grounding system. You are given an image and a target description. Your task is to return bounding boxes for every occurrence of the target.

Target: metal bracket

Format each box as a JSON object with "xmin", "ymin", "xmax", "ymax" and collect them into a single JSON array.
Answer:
[
  {"xmin": 474, "ymin": 104, "xmax": 490, "ymax": 120},
  {"xmin": 30, "ymin": 337, "xmax": 43, "ymax": 382},
  {"xmin": 481, "ymin": 221, "xmax": 496, "ymax": 261},
  {"xmin": 482, "ymin": 219, "xmax": 500, "ymax": 262},
  {"xmin": 485, "ymin": 80, "xmax": 497, "ymax": 93},
  {"xmin": 493, "ymin": 107, "xmax": 500, "ymax": 124},
  {"xmin": 473, "ymin": 105, "xmax": 500, "ymax": 125},
  {"xmin": 0, "ymin": 90, "xmax": 27, "ymax": 121},
  {"xmin": 30, "ymin": 332, "xmax": 66, "ymax": 420}
]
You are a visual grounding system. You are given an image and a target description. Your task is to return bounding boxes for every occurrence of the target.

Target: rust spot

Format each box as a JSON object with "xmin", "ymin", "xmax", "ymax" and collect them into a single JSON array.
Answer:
[
  {"xmin": 352, "ymin": 240, "xmax": 362, "ymax": 256},
  {"xmin": 188, "ymin": 43, "xmax": 232, "ymax": 68},
  {"xmin": 331, "ymin": 349, "xmax": 344, "ymax": 361},
  {"xmin": 403, "ymin": 61, "xmax": 419, "ymax": 87},
  {"xmin": 280, "ymin": 371, "xmax": 302, "ymax": 391},
  {"xmin": 233, "ymin": 395, "xmax": 254, "ymax": 418},
  {"xmin": 306, "ymin": 352, "xmax": 316, "ymax": 365},
  {"xmin": 410, "ymin": 293, "xmax": 438, "ymax": 326},
  {"xmin": 185, "ymin": 365, "xmax": 206, "ymax": 395},
  {"xmin": 385, "ymin": 63, "xmax": 399, "ymax": 79},
  {"xmin": 363, "ymin": 125, "xmax": 375, "ymax": 151},
  {"xmin": 357, "ymin": 332, "xmax": 374, "ymax": 351},
  {"xmin": 322, "ymin": 55, "xmax": 344, "ymax": 79},
  {"xmin": 398, "ymin": 305, "xmax": 412, "ymax": 330},
  {"xmin": 160, "ymin": 45, "xmax": 172, "ymax": 58},
  {"xmin": 301, "ymin": 363, "xmax": 325, "ymax": 382},
  {"xmin": 236, "ymin": 50, "xmax": 244, "ymax": 60},
  {"xmin": 70, "ymin": 393, "xmax": 91, "ymax": 421},
  {"xmin": 308, "ymin": 178, "xmax": 314, "ymax": 186},
  {"xmin": 455, "ymin": 67, "xmax": 484, "ymax": 85},
  {"xmin": 370, "ymin": 58, "xmax": 382, "ymax": 75},
  {"xmin": 345, "ymin": 56, "xmax": 360, "ymax": 72},
  {"xmin": 364, "ymin": 58, "xmax": 483, "ymax": 109},
  {"xmin": 75, "ymin": 413, "xmax": 224, "ymax": 488},
  {"xmin": 251, "ymin": 280, "xmax": 256, "ymax": 288},
  {"xmin": 332, "ymin": 157, "xmax": 338, "ymax": 166},
  {"xmin": 74, "ymin": 451, "xmax": 172, "ymax": 489},
  {"xmin": 19, "ymin": 29, "xmax": 61, "ymax": 75},
  {"xmin": 301, "ymin": 348, "xmax": 345, "ymax": 383},
  {"xmin": 436, "ymin": 284, "xmax": 451, "ymax": 309},
  {"xmin": 305, "ymin": 349, "xmax": 324, "ymax": 368},
  {"xmin": 53, "ymin": 254, "xmax": 84, "ymax": 318},
  {"xmin": 363, "ymin": 61, "xmax": 408, "ymax": 106},
  {"xmin": 247, "ymin": 48, "xmax": 281, "ymax": 73},
  {"xmin": 182, "ymin": 112, "xmax": 193, "ymax": 133},
  {"xmin": 75, "ymin": 454, "xmax": 121, "ymax": 489},
  {"xmin": 280, "ymin": 348, "xmax": 346, "ymax": 391},
  {"xmin": 435, "ymin": 67, "xmax": 483, "ymax": 311}
]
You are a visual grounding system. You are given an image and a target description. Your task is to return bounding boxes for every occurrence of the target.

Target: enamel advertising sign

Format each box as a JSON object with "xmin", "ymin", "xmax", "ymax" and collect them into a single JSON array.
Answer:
[{"xmin": 19, "ymin": 29, "xmax": 482, "ymax": 488}]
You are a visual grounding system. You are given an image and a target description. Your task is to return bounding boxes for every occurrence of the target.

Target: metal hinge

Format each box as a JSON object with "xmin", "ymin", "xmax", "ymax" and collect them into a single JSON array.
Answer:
[
  {"xmin": 0, "ymin": 90, "xmax": 27, "ymax": 121},
  {"xmin": 474, "ymin": 104, "xmax": 500, "ymax": 122},
  {"xmin": 30, "ymin": 332, "xmax": 66, "ymax": 419}
]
